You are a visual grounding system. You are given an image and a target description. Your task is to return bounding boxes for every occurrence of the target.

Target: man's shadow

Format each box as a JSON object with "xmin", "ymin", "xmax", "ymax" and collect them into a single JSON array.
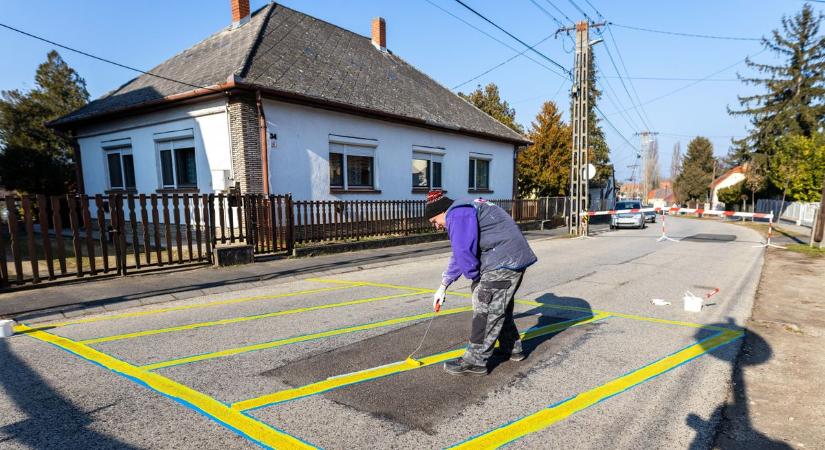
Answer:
[
  {"xmin": 487, "ymin": 292, "xmax": 594, "ymax": 373},
  {"xmin": 687, "ymin": 318, "xmax": 791, "ymax": 449},
  {"xmin": 0, "ymin": 339, "xmax": 137, "ymax": 449}
]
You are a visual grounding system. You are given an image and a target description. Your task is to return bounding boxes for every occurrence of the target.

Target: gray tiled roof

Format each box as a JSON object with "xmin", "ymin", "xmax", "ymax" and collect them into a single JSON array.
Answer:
[{"xmin": 54, "ymin": 3, "xmax": 529, "ymax": 144}]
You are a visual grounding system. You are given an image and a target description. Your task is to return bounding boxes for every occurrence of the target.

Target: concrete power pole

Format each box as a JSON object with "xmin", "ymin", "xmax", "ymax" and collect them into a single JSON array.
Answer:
[{"xmin": 566, "ymin": 21, "xmax": 591, "ymax": 235}]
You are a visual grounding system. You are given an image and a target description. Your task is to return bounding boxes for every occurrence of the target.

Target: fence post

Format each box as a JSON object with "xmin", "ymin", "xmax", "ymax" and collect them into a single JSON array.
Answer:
[{"xmin": 285, "ymin": 193, "xmax": 295, "ymax": 254}]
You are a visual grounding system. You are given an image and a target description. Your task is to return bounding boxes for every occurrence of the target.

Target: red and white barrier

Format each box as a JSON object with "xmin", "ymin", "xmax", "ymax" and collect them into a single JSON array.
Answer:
[
  {"xmin": 581, "ymin": 207, "xmax": 774, "ymax": 221},
  {"xmin": 578, "ymin": 206, "xmax": 781, "ymax": 247}
]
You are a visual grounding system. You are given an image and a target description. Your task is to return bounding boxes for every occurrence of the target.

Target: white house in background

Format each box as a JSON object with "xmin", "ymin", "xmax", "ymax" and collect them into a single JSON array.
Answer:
[
  {"xmin": 709, "ymin": 165, "xmax": 746, "ymax": 209},
  {"xmin": 52, "ymin": 0, "xmax": 529, "ymax": 201}
]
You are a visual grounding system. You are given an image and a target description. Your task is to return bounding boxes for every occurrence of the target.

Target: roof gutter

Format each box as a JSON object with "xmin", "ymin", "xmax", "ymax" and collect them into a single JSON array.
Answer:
[
  {"xmin": 49, "ymin": 79, "xmax": 239, "ymax": 130},
  {"xmin": 50, "ymin": 78, "xmax": 532, "ymax": 146}
]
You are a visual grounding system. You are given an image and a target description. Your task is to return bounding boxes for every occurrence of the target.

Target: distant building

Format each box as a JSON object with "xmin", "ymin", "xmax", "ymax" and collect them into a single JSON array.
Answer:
[
  {"xmin": 647, "ymin": 181, "xmax": 676, "ymax": 208},
  {"xmin": 709, "ymin": 165, "xmax": 746, "ymax": 210}
]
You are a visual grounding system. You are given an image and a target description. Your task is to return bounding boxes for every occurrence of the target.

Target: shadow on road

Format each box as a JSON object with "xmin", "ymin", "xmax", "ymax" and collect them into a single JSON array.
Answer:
[
  {"xmin": 487, "ymin": 292, "xmax": 594, "ymax": 374},
  {"xmin": 0, "ymin": 339, "xmax": 137, "ymax": 449},
  {"xmin": 686, "ymin": 318, "xmax": 790, "ymax": 450}
]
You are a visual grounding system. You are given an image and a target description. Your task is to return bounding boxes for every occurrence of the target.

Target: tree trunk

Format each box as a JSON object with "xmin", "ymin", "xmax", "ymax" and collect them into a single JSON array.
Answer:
[
  {"xmin": 815, "ymin": 170, "xmax": 825, "ymax": 244},
  {"xmin": 751, "ymin": 191, "xmax": 756, "ymax": 221}
]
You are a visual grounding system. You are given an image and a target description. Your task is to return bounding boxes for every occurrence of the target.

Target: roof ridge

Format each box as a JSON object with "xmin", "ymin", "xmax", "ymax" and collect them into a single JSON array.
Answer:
[{"xmin": 235, "ymin": 3, "xmax": 277, "ymax": 79}]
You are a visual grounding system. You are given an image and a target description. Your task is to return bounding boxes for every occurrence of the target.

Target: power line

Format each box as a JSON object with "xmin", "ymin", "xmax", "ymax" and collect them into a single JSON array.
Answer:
[
  {"xmin": 603, "ymin": 75, "xmax": 739, "ymax": 81},
  {"xmin": 609, "ymin": 23, "xmax": 761, "ymax": 41},
  {"xmin": 606, "ymin": 48, "xmax": 769, "ymax": 117},
  {"xmin": 543, "ymin": 0, "xmax": 575, "ymax": 24},
  {"xmin": 598, "ymin": 35, "xmax": 653, "ymax": 131},
  {"xmin": 604, "ymin": 25, "xmax": 655, "ymax": 130},
  {"xmin": 0, "ymin": 22, "xmax": 218, "ymax": 92},
  {"xmin": 452, "ymin": 33, "xmax": 556, "ymax": 89},
  {"xmin": 527, "ymin": 0, "xmax": 567, "ymax": 29},
  {"xmin": 452, "ymin": 0, "xmax": 571, "ymax": 76},
  {"xmin": 422, "ymin": 0, "xmax": 567, "ymax": 80},
  {"xmin": 565, "ymin": 0, "xmax": 592, "ymax": 21}
]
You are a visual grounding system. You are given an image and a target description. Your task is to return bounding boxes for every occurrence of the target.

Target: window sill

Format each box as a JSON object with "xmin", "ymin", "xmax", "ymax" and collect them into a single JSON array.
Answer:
[
  {"xmin": 468, "ymin": 189, "xmax": 494, "ymax": 194},
  {"xmin": 156, "ymin": 187, "xmax": 200, "ymax": 194},
  {"xmin": 104, "ymin": 188, "xmax": 138, "ymax": 195},
  {"xmin": 412, "ymin": 188, "xmax": 446, "ymax": 194},
  {"xmin": 330, "ymin": 188, "xmax": 382, "ymax": 194}
]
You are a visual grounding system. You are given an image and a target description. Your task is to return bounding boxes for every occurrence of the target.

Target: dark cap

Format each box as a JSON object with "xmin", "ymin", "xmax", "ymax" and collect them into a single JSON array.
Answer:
[{"xmin": 424, "ymin": 190, "xmax": 454, "ymax": 219}]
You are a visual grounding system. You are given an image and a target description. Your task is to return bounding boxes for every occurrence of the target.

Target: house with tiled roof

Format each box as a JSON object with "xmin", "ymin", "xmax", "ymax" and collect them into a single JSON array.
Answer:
[
  {"xmin": 52, "ymin": 0, "xmax": 529, "ymax": 201},
  {"xmin": 710, "ymin": 165, "xmax": 746, "ymax": 209}
]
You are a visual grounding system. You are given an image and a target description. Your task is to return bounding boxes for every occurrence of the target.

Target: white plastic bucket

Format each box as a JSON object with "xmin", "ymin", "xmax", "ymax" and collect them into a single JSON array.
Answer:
[
  {"xmin": 0, "ymin": 320, "xmax": 13, "ymax": 338},
  {"xmin": 683, "ymin": 292, "xmax": 703, "ymax": 313}
]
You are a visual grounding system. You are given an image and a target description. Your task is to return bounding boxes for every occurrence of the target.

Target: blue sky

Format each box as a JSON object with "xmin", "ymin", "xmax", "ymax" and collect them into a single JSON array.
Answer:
[{"xmin": 1, "ymin": 1, "xmax": 820, "ymax": 181}]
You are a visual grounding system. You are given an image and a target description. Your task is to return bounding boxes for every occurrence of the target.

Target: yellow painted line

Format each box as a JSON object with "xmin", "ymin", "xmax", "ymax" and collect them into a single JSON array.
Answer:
[
  {"xmin": 17, "ymin": 324, "xmax": 315, "ymax": 449},
  {"xmin": 312, "ymin": 279, "xmax": 733, "ymax": 333},
  {"xmin": 231, "ymin": 313, "xmax": 609, "ymax": 412},
  {"xmin": 142, "ymin": 306, "xmax": 474, "ymax": 371},
  {"xmin": 448, "ymin": 329, "xmax": 743, "ymax": 449},
  {"xmin": 81, "ymin": 291, "xmax": 425, "ymax": 345},
  {"xmin": 14, "ymin": 284, "xmax": 363, "ymax": 333}
]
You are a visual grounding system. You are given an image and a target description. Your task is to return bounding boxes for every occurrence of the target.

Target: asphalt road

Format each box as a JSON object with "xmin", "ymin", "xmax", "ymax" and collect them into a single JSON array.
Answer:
[{"xmin": 0, "ymin": 217, "xmax": 766, "ymax": 449}]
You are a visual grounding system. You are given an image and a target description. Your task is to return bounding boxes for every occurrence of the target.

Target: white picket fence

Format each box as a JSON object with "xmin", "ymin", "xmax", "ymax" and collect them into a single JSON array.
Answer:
[{"xmin": 756, "ymin": 199, "xmax": 820, "ymax": 227}]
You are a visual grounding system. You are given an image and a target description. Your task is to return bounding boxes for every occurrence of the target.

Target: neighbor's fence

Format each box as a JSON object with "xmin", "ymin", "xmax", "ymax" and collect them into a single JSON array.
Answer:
[
  {"xmin": 1, "ymin": 194, "xmax": 565, "ymax": 289},
  {"xmin": 756, "ymin": 199, "xmax": 820, "ymax": 227},
  {"xmin": 0, "ymin": 193, "xmax": 213, "ymax": 288}
]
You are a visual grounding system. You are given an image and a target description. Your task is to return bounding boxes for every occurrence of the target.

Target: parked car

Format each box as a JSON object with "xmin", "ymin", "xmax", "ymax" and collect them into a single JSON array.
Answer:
[
  {"xmin": 611, "ymin": 200, "xmax": 645, "ymax": 229},
  {"xmin": 643, "ymin": 205, "xmax": 657, "ymax": 223}
]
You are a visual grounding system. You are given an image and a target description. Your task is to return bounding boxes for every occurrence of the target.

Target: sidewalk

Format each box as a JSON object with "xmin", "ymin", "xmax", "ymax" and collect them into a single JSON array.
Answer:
[
  {"xmin": 0, "ymin": 229, "xmax": 565, "ymax": 322},
  {"xmin": 713, "ymin": 248, "xmax": 825, "ymax": 448}
]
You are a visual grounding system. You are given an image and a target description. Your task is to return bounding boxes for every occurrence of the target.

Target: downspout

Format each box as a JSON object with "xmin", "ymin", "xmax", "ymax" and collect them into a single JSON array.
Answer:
[{"xmin": 256, "ymin": 90, "xmax": 270, "ymax": 195}]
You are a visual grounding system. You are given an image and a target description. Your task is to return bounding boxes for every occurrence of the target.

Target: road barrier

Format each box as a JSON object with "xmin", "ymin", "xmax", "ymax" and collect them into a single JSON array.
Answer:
[{"xmin": 580, "ymin": 207, "xmax": 779, "ymax": 245}]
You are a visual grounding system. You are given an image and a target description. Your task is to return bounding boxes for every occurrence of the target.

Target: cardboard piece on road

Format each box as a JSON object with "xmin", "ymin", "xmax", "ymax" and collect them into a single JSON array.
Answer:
[{"xmin": 0, "ymin": 320, "xmax": 13, "ymax": 338}]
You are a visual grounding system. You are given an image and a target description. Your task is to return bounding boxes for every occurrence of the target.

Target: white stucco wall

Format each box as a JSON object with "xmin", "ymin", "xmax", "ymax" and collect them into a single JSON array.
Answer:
[
  {"xmin": 262, "ymin": 99, "xmax": 516, "ymax": 201},
  {"xmin": 75, "ymin": 98, "xmax": 232, "ymax": 195},
  {"xmin": 711, "ymin": 172, "xmax": 746, "ymax": 209}
]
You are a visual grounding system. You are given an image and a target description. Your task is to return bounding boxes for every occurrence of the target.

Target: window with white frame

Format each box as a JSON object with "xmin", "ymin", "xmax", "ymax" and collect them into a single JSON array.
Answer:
[
  {"xmin": 156, "ymin": 134, "xmax": 197, "ymax": 189},
  {"xmin": 411, "ymin": 150, "xmax": 443, "ymax": 190},
  {"xmin": 329, "ymin": 140, "xmax": 376, "ymax": 190},
  {"xmin": 468, "ymin": 156, "xmax": 491, "ymax": 191},
  {"xmin": 102, "ymin": 140, "xmax": 135, "ymax": 190}
]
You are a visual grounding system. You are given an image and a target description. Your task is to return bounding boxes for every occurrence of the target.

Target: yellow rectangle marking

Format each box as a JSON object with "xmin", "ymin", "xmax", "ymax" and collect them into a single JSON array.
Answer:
[
  {"xmin": 448, "ymin": 329, "xmax": 743, "ymax": 449},
  {"xmin": 231, "ymin": 313, "xmax": 609, "ymax": 412},
  {"xmin": 15, "ymin": 284, "xmax": 365, "ymax": 333},
  {"xmin": 17, "ymin": 325, "xmax": 315, "ymax": 449},
  {"xmin": 312, "ymin": 279, "xmax": 732, "ymax": 332},
  {"xmin": 142, "ymin": 306, "xmax": 474, "ymax": 371},
  {"xmin": 82, "ymin": 291, "xmax": 426, "ymax": 345}
]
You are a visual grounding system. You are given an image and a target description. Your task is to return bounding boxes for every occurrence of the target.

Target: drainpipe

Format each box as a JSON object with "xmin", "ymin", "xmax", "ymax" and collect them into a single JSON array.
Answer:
[{"xmin": 256, "ymin": 90, "xmax": 270, "ymax": 195}]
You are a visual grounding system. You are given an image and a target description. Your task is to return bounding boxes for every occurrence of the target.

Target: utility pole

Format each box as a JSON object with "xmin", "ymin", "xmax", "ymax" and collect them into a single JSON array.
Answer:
[
  {"xmin": 560, "ymin": 20, "xmax": 605, "ymax": 235},
  {"xmin": 635, "ymin": 131, "xmax": 659, "ymax": 204}
]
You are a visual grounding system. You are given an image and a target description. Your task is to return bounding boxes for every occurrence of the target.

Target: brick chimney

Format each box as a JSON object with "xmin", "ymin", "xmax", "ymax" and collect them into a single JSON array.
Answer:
[
  {"xmin": 371, "ymin": 17, "xmax": 386, "ymax": 50},
  {"xmin": 231, "ymin": 0, "xmax": 251, "ymax": 28}
]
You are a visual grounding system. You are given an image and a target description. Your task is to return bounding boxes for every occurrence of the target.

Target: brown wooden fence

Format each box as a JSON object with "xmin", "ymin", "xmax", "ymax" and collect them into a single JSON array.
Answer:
[{"xmin": 1, "ymin": 194, "xmax": 565, "ymax": 289}]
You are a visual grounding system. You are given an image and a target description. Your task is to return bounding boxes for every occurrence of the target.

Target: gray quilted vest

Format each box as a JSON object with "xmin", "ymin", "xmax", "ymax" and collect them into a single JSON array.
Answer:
[{"xmin": 447, "ymin": 198, "xmax": 537, "ymax": 274}]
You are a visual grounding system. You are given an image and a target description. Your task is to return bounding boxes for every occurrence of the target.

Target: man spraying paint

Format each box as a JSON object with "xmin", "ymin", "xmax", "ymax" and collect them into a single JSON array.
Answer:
[{"xmin": 425, "ymin": 190, "xmax": 537, "ymax": 376}]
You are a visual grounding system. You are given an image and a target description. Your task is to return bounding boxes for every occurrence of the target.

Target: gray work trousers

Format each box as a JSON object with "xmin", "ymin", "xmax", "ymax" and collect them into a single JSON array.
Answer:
[{"xmin": 461, "ymin": 268, "xmax": 524, "ymax": 366}]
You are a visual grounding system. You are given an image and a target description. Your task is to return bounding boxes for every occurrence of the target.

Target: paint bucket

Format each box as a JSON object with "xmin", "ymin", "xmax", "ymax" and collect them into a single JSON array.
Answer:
[
  {"xmin": 683, "ymin": 291, "xmax": 703, "ymax": 313},
  {"xmin": 0, "ymin": 320, "xmax": 13, "ymax": 338}
]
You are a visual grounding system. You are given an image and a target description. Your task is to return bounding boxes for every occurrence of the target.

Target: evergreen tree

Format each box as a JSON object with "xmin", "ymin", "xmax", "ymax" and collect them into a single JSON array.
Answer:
[
  {"xmin": 675, "ymin": 137, "xmax": 716, "ymax": 202},
  {"xmin": 586, "ymin": 53, "xmax": 611, "ymax": 184},
  {"xmin": 516, "ymin": 101, "xmax": 572, "ymax": 197},
  {"xmin": 0, "ymin": 50, "xmax": 88, "ymax": 194},
  {"xmin": 728, "ymin": 5, "xmax": 824, "ymax": 160},
  {"xmin": 458, "ymin": 83, "xmax": 524, "ymax": 134}
]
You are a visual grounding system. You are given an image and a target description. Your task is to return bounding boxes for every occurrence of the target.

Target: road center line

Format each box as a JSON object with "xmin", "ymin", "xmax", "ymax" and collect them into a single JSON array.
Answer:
[
  {"xmin": 80, "ymin": 291, "xmax": 427, "ymax": 345},
  {"xmin": 231, "ymin": 313, "xmax": 609, "ymax": 412}
]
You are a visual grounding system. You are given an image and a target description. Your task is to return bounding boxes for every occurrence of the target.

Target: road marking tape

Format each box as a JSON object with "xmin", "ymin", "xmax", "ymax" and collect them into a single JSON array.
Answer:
[
  {"xmin": 311, "ymin": 279, "xmax": 732, "ymax": 333},
  {"xmin": 141, "ymin": 306, "xmax": 474, "ymax": 371},
  {"xmin": 447, "ymin": 329, "xmax": 743, "ymax": 449},
  {"xmin": 81, "ymin": 291, "xmax": 426, "ymax": 345},
  {"xmin": 14, "ymin": 284, "xmax": 363, "ymax": 334},
  {"xmin": 17, "ymin": 325, "xmax": 316, "ymax": 450},
  {"xmin": 231, "ymin": 314, "xmax": 608, "ymax": 412}
]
